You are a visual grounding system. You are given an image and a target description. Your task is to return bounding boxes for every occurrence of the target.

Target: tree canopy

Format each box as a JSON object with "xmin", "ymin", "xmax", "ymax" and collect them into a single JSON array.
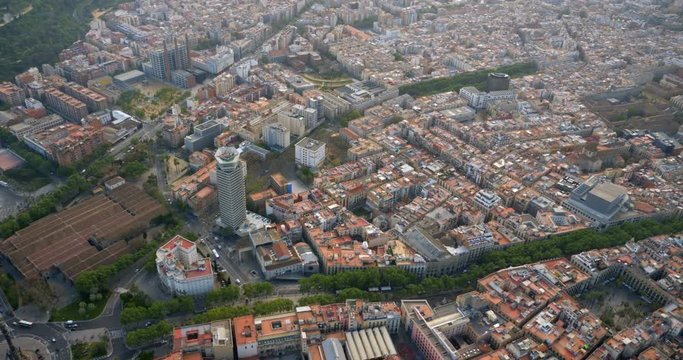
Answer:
[
  {"xmin": 125, "ymin": 321, "xmax": 173, "ymax": 348},
  {"xmin": 399, "ymin": 62, "xmax": 539, "ymax": 97},
  {"xmin": 0, "ymin": 0, "xmax": 127, "ymax": 81},
  {"xmin": 242, "ymin": 282, "xmax": 275, "ymax": 298},
  {"xmin": 206, "ymin": 285, "xmax": 241, "ymax": 306},
  {"xmin": 299, "ymin": 217, "xmax": 683, "ymax": 298}
]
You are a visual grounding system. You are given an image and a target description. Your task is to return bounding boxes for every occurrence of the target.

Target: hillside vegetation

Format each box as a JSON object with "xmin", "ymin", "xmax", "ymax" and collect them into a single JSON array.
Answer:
[{"xmin": 0, "ymin": 0, "xmax": 124, "ymax": 81}]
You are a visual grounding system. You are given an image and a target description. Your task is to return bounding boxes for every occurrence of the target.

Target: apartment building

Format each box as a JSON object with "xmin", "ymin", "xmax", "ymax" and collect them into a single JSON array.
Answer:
[
  {"xmin": 459, "ymin": 87, "xmax": 517, "ymax": 110},
  {"xmin": 185, "ymin": 120, "xmax": 224, "ymax": 152},
  {"xmin": 213, "ymin": 73, "xmax": 236, "ymax": 98},
  {"xmin": 24, "ymin": 123, "xmax": 103, "ymax": 166},
  {"xmin": 43, "ymin": 87, "xmax": 88, "ymax": 122},
  {"xmin": 9, "ymin": 114, "xmax": 65, "ymax": 139},
  {"xmin": 233, "ymin": 313, "xmax": 301, "ymax": 359},
  {"xmin": 295, "ymin": 137, "xmax": 326, "ymax": 169},
  {"xmin": 262, "ymin": 123, "xmax": 291, "ymax": 150},
  {"xmin": 0, "ymin": 82, "xmax": 26, "ymax": 106},
  {"xmin": 62, "ymin": 82, "xmax": 108, "ymax": 112},
  {"xmin": 171, "ymin": 320, "xmax": 234, "ymax": 360}
]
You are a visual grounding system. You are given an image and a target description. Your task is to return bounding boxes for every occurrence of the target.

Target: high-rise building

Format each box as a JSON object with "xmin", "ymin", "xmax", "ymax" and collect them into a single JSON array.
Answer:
[
  {"xmin": 486, "ymin": 72, "xmax": 511, "ymax": 92},
  {"xmin": 171, "ymin": 69, "xmax": 196, "ymax": 89},
  {"xmin": 146, "ymin": 37, "xmax": 191, "ymax": 82},
  {"xmin": 307, "ymin": 95, "xmax": 324, "ymax": 121},
  {"xmin": 215, "ymin": 146, "xmax": 246, "ymax": 229}
]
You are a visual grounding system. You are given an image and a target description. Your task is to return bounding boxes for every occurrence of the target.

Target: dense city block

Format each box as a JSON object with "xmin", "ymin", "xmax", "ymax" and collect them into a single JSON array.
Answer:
[{"xmin": 0, "ymin": 0, "xmax": 682, "ymax": 360}]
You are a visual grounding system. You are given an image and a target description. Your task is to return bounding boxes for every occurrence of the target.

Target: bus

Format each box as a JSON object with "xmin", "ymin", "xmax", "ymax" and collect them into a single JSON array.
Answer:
[
  {"xmin": 17, "ymin": 320, "xmax": 33, "ymax": 328},
  {"xmin": 212, "ymin": 249, "xmax": 220, "ymax": 259}
]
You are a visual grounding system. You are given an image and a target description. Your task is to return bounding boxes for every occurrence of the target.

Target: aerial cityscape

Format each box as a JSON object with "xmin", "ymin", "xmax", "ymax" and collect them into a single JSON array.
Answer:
[{"xmin": 0, "ymin": 0, "xmax": 682, "ymax": 360}]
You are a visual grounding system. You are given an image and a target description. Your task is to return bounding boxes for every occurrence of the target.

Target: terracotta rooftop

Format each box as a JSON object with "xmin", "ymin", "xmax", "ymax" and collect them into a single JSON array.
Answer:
[{"xmin": 233, "ymin": 315, "xmax": 256, "ymax": 345}]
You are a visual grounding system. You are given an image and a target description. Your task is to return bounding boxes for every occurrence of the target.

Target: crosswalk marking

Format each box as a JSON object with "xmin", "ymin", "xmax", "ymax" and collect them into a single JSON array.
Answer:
[{"xmin": 109, "ymin": 329, "xmax": 124, "ymax": 339}]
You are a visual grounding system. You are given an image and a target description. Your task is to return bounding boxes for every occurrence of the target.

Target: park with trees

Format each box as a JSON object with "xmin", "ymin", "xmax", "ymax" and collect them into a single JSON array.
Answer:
[{"xmin": 399, "ymin": 62, "xmax": 539, "ymax": 97}]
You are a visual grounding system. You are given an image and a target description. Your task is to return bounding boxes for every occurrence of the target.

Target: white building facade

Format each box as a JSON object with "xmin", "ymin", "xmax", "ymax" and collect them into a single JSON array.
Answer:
[
  {"xmin": 156, "ymin": 235, "xmax": 214, "ymax": 296},
  {"xmin": 215, "ymin": 146, "xmax": 247, "ymax": 229},
  {"xmin": 295, "ymin": 137, "xmax": 326, "ymax": 169}
]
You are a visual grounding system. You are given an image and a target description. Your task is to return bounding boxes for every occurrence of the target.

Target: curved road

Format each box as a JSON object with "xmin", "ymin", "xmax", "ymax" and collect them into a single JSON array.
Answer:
[{"xmin": 1, "ymin": 258, "xmax": 149, "ymax": 360}]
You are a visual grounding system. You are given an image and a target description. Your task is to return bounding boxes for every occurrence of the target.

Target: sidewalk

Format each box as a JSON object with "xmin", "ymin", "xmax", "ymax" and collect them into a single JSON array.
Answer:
[{"xmin": 0, "ymin": 335, "xmax": 50, "ymax": 360}]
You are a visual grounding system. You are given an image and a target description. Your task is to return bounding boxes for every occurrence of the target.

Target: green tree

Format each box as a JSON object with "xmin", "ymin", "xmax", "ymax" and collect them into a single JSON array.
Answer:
[
  {"xmin": 120, "ymin": 161, "xmax": 148, "ymax": 178},
  {"xmin": 340, "ymin": 110, "xmax": 362, "ymax": 127},
  {"xmin": 337, "ymin": 288, "xmax": 369, "ymax": 300},
  {"xmin": 207, "ymin": 285, "xmax": 241, "ymax": 305},
  {"xmin": 137, "ymin": 351, "xmax": 154, "ymax": 360},
  {"xmin": 296, "ymin": 167, "xmax": 315, "ymax": 185},
  {"xmin": 243, "ymin": 282, "xmax": 275, "ymax": 298},
  {"xmin": 252, "ymin": 298, "xmax": 293, "ymax": 315},
  {"xmin": 297, "ymin": 217, "xmax": 683, "ymax": 298},
  {"xmin": 626, "ymin": 107, "xmax": 644, "ymax": 119},
  {"xmin": 192, "ymin": 305, "xmax": 251, "ymax": 323},
  {"xmin": 125, "ymin": 321, "xmax": 173, "ymax": 347}
]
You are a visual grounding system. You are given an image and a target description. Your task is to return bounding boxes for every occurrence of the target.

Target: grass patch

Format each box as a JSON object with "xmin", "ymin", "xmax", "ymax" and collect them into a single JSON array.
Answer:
[
  {"xmin": 242, "ymin": 152, "xmax": 273, "ymax": 195},
  {"xmin": 71, "ymin": 339, "xmax": 108, "ymax": 360},
  {"xmin": 0, "ymin": 271, "xmax": 22, "ymax": 309},
  {"xmin": 308, "ymin": 125, "xmax": 349, "ymax": 167},
  {"xmin": 51, "ymin": 291, "xmax": 109, "ymax": 321}
]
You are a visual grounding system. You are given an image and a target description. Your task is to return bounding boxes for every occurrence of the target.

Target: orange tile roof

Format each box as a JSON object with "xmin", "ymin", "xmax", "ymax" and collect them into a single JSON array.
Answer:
[
  {"xmin": 233, "ymin": 315, "xmax": 256, "ymax": 345},
  {"xmin": 162, "ymin": 235, "xmax": 196, "ymax": 251},
  {"xmin": 257, "ymin": 314, "xmax": 299, "ymax": 337},
  {"xmin": 182, "ymin": 353, "xmax": 203, "ymax": 360},
  {"xmin": 194, "ymin": 186, "xmax": 215, "ymax": 199}
]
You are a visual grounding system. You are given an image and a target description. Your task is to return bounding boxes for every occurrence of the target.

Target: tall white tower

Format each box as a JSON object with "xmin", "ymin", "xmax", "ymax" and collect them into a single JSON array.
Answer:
[{"xmin": 215, "ymin": 146, "xmax": 246, "ymax": 229}]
